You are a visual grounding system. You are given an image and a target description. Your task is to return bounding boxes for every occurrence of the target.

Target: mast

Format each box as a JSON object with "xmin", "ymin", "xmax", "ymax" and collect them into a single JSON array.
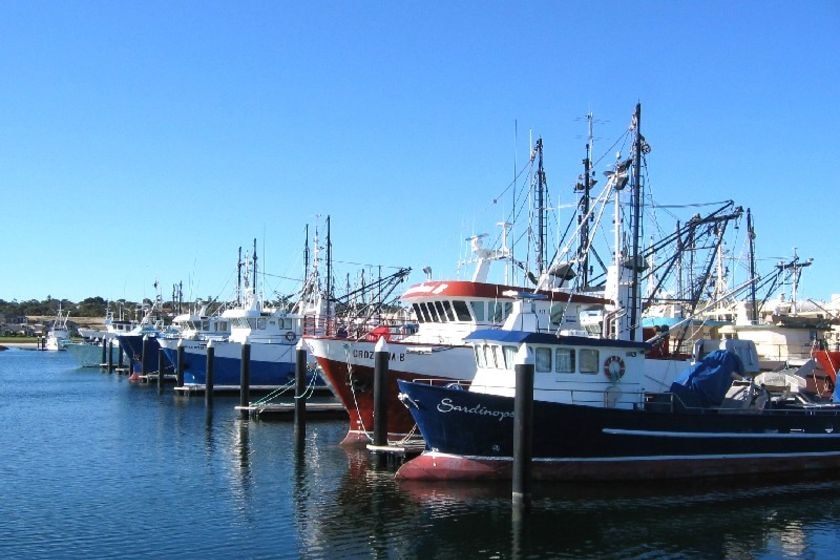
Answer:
[
  {"xmin": 576, "ymin": 114, "xmax": 595, "ymax": 289},
  {"xmin": 304, "ymin": 224, "xmax": 310, "ymax": 285},
  {"xmin": 534, "ymin": 138, "xmax": 547, "ymax": 276},
  {"xmin": 326, "ymin": 215, "xmax": 332, "ymax": 322},
  {"xmin": 747, "ymin": 208, "xmax": 758, "ymax": 323},
  {"xmin": 252, "ymin": 238, "xmax": 258, "ymax": 296},
  {"xmin": 237, "ymin": 246, "xmax": 243, "ymax": 305},
  {"xmin": 628, "ymin": 103, "xmax": 643, "ymax": 342}
]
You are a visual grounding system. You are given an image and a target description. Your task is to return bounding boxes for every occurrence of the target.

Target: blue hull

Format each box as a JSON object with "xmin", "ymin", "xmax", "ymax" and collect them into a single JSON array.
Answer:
[
  {"xmin": 117, "ymin": 335, "xmax": 175, "ymax": 374},
  {"xmin": 396, "ymin": 380, "xmax": 840, "ymax": 481},
  {"xmin": 162, "ymin": 346, "xmax": 325, "ymax": 387}
]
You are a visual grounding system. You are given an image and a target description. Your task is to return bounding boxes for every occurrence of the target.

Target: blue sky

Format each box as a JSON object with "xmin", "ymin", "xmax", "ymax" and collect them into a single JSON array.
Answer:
[{"xmin": 1, "ymin": 1, "xmax": 838, "ymax": 305}]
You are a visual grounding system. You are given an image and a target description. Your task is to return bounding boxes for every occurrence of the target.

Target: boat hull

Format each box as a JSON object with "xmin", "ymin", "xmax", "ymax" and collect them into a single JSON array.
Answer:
[
  {"xmin": 305, "ymin": 336, "xmax": 476, "ymax": 445},
  {"xmin": 395, "ymin": 380, "xmax": 840, "ymax": 481},
  {"xmin": 117, "ymin": 335, "xmax": 175, "ymax": 375},
  {"xmin": 161, "ymin": 339, "xmax": 320, "ymax": 387}
]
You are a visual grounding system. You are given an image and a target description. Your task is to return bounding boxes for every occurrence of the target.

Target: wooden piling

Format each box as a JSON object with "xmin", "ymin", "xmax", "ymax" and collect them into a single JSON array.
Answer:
[
  {"xmin": 176, "ymin": 339, "xmax": 185, "ymax": 387},
  {"xmin": 141, "ymin": 335, "xmax": 149, "ymax": 377},
  {"xmin": 512, "ymin": 346, "xmax": 534, "ymax": 513},
  {"xmin": 107, "ymin": 340, "xmax": 114, "ymax": 372},
  {"xmin": 205, "ymin": 339, "xmax": 215, "ymax": 407},
  {"xmin": 239, "ymin": 343, "xmax": 250, "ymax": 418},
  {"xmin": 294, "ymin": 341, "xmax": 307, "ymax": 443},
  {"xmin": 372, "ymin": 337, "xmax": 389, "ymax": 449}
]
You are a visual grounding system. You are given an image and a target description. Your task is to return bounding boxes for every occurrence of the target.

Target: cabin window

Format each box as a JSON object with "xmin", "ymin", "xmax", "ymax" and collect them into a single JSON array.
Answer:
[
  {"xmin": 257, "ymin": 318, "xmax": 267, "ymax": 330},
  {"xmin": 554, "ymin": 348, "xmax": 575, "ymax": 373},
  {"xmin": 201, "ymin": 320, "xmax": 209, "ymax": 331},
  {"xmin": 419, "ymin": 303, "xmax": 432, "ymax": 322},
  {"xmin": 489, "ymin": 301, "xmax": 505, "ymax": 323},
  {"xmin": 442, "ymin": 301, "xmax": 456, "ymax": 321},
  {"xmin": 421, "ymin": 303, "xmax": 433, "ymax": 322},
  {"xmin": 470, "ymin": 301, "xmax": 486, "ymax": 322},
  {"xmin": 412, "ymin": 304, "xmax": 426, "ymax": 323},
  {"xmin": 475, "ymin": 344, "xmax": 487, "ymax": 367},
  {"xmin": 492, "ymin": 345, "xmax": 505, "ymax": 369},
  {"xmin": 481, "ymin": 345, "xmax": 494, "ymax": 368},
  {"xmin": 503, "ymin": 346, "xmax": 517, "ymax": 370},
  {"xmin": 498, "ymin": 302, "xmax": 513, "ymax": 322},
  {"xmin": 535, "ymin": 347, "xmax": 552, "ymax": 373},
  {"xmin": 549, "ymin": 303, "xmax": 567, "ymax": 327},
  {"xmin": 217, "ymin": 321, "xmax": 228, "ymax": 332},
  {"xmin": 453, "ymin": 300, "xmax": 472, "ymax": 322},
  {"xmin": 425, "ymin": 302, "xmax": 440, "ymax": 322},
  {"xmin": 579, "ymin": 348, "xmax": 599, "ymax": 374},
  {"xmin": 434, "ymin": 301, "xmax": 448, "ymax": 322}
]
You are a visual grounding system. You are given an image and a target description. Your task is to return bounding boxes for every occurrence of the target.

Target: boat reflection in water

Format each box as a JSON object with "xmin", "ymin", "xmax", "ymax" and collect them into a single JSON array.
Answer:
[{"xmin": 393, "ymin": 474, "xmax": 840, "ymax": 559}]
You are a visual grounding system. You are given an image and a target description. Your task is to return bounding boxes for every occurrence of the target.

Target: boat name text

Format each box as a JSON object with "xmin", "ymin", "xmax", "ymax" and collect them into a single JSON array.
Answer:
[
  {"xmin": 436, "ymin": 398, "xmax": 513, "ymax": 422},
  {"xmin": 352, "ymin": 350, "xmax": 406, "ymax": 362}
]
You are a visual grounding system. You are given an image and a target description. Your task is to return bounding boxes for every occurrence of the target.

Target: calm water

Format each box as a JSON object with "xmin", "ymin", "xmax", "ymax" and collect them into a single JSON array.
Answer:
[{"xmin": 2, "ymin": 349, "xmax": 840, "ymax": 559}]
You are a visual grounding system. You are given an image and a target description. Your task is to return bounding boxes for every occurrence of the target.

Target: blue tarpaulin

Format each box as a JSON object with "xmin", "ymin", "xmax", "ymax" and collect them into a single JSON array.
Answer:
[{"xmin": 670, "ymin": 350, "xmax": 744, "ymax": 408}]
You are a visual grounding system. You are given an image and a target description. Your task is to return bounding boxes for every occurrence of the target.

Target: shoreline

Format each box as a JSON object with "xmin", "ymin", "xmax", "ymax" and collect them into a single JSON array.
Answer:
[{"xmin": 0, "ymin": 342, "xmax": 41, "ymax": 350}]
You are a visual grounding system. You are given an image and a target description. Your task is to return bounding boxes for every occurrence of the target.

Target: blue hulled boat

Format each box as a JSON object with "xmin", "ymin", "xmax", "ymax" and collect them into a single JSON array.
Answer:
[{"xmin": 396, "ymin": 295, "xmax": 840, "ymax": 482}]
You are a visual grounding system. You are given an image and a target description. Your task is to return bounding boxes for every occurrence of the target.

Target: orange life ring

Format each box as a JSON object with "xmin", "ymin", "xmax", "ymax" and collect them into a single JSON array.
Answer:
[{"xmin": 603, "ymin": 355, "xmax": 626, "ymax": 381}]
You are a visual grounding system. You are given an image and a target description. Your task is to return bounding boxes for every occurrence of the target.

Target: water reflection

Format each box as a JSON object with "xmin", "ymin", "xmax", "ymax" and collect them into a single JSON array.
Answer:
[{"xmin": 396, "ymin": 475, "xmax": 840, "ymax": 559}]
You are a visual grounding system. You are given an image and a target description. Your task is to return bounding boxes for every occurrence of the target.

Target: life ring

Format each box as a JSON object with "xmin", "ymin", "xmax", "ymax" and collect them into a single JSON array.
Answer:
[
  {"xmin": 285, "ymin": 331, "xmax": 297, "ymax": 343},
  {"xmin": 603, "ymin": 355, "xmax": 626, "ymax": 381}
]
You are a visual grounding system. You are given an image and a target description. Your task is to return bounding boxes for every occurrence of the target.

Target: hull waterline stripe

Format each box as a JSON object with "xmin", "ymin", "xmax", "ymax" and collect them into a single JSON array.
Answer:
[{"xmin": 602, "ymin": 428, "xmax": 840, "ymax": 439}]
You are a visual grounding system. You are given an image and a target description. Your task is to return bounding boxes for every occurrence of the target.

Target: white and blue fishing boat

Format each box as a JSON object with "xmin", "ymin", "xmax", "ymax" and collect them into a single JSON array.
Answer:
[
  {"xmin": 396, "ymin": 104, "xmax": 840, "ymax": 482},
  {"xmin": 167, "ymin": 292, "xmax": 309, "ymax": 387},
  {"xmin": 115, "ymin": 297, "xmax": 172, "ymax": 375},
  {"xmin": 396, "ymin": 293, "xmax": 840, "ymax": 481},
  {"xmin": 164, "ymin": 233, "xmax": 328, "ymax": 389}
]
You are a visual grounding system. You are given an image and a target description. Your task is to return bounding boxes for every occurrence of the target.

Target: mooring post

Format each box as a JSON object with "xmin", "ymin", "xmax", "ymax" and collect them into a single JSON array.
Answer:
[
  {"xmin": 107, "ymin": 340, "xmax": 114, "ymax": 372},
  {"xmin": 157, "ymin": 348, "xmax": 165, "ymax": 393},
  {"xmin": 512, "ymin": 344, "xmax": 534, "ymax": 514},
  {"xmin": 176, "ymin": 338, "xmax": 185, "ymax": 387},
  {"xmin": 240, "ymin": 342, "xmax": 251, "ymax": 418},
  {"xmin": 101, "ymin": 337, "xmax": 107, "ymax": 368},
  {"xmin": 372, "ymin": 336, "xmax": 390, "ymax": 449},
  {"xmin": 141, "ymin": 335, "xmax": 149, "ymax": 378},
  {"xmin": 205, "ymin": 339, "xmax": 215, "ymax": 407},
  {"xmin": 294, "ymin": 339, "xmax": 307, "ymax": 443},
  {"xmin": 117, "ymin": 341, "xmax": 124, "ymax": 372}
]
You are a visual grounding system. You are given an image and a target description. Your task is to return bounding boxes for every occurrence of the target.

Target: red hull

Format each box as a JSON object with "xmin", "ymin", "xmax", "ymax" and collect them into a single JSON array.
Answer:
[
  {"xmin": 314, "ymin": 355, "xmax": 424, "ymax": 447},
  {"xmin": 813, "ymin": 350, "xmax": 840, "ymax": 384}
]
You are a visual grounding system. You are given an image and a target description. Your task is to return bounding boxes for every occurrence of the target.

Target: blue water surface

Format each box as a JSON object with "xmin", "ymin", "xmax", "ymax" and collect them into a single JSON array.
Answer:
[{"xmin": 1, "ymin": 348, "xmax": 839, "ymax": 559}]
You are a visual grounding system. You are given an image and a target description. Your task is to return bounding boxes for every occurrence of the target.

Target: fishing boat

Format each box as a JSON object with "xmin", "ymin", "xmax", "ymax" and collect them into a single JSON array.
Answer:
[
  {"xmin": 45, "ymin": 306, "xmax": 71, "ymax": 351},
  {"xmin": 114, "ymin": 296, "xmax": 171, "ymax": 375},
  {"xmin": 167, "ymin": 290, "xmax": 312, "ymax": 387},
  {"xmin": 165, "ymin": 229, "xmax": 333, "ymax": 389},
  {"xmin": 395, "ymin": 293, "xmax": 840, "ymax": 481},
  {"xmin": 396, "ymin": 104, "xmax": 840, "ymax": 482},
  {"xmin": 77, "ymin": 306, "xmax": 141, "ymax": 341}
]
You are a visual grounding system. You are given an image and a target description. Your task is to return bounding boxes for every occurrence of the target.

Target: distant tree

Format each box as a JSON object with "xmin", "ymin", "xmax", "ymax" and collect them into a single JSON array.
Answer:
[{"xmin": 77, "ymin": 297, "xmax": 107, "ymax": 317}]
